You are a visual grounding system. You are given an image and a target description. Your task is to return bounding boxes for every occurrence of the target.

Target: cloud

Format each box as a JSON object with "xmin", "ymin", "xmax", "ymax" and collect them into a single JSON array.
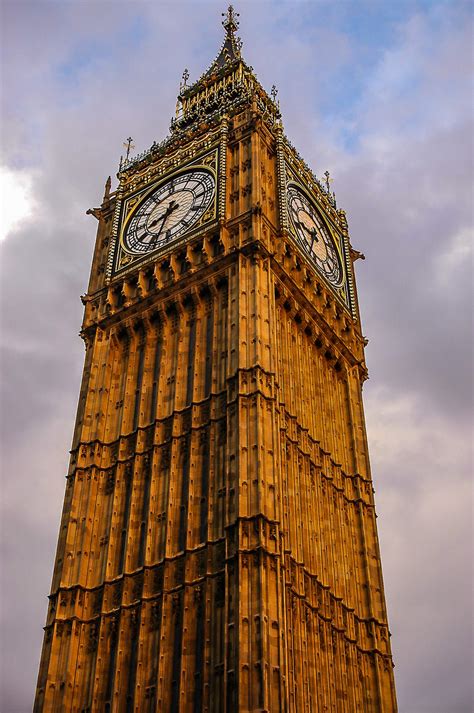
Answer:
[
  {"xmin": 0, "ymin": 167, "xmax": 37, "ymax": 241},
  {"xmin": 367, "ymin": 386, "xmax": 473, "ymax": 712}
]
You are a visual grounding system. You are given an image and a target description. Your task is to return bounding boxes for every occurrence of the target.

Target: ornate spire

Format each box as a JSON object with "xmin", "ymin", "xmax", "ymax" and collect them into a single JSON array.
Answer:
[
  {"xmin": 222, "ymin": 5, "xmax": 239, "ymax": 36},
  {"xmin": 124, "ymin": 5, "xmax": 281, "ymax": 169},
  {"xmin": 209, "ymin": 4, "xmax": 243, "ymax": 73},
  {"xmin": 175, "ymin": 5, "xmax": 244, "ymax": 103}
]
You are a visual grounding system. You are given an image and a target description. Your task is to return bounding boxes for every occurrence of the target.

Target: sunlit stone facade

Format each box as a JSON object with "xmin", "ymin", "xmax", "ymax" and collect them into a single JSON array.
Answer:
[{"xmin": 35, "ymin": 8, "xmax": 397, "ymax": 712}]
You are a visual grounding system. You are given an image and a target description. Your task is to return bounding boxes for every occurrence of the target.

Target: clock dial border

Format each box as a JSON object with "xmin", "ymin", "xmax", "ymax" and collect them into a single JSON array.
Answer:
[
  {"xmin": 108, "ymin": 150, "xmax": 219, "ymax": 279},
  {"xmin": 284, "ymin": 176, "xmax": 351, "ymax": 309},
  {"xmin": 287, "ymin": 182, "xmax": 343, "ymax": 286},
  {"xmin": 120, "ymin": 167, "xmax": 216, "ymax": 257}
]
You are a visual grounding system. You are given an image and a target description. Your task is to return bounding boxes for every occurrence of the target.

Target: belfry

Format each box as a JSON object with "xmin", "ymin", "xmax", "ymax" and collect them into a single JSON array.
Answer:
[{"xmin": 35, "ymin": 7, "xmax": 397, "ymax": 711}]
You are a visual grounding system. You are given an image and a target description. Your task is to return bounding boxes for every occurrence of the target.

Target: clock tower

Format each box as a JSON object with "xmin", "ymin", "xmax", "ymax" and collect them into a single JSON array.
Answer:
[{"xmin": 35, "ymin": 7, "xmax": 397, "ymax": 712}]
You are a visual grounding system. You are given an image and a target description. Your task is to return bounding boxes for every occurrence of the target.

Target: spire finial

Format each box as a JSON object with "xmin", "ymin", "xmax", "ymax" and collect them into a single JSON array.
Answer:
[
  {"xmin": 180, "ymin": 68, "xmax": 189, "ymax": 92},
  {"xmin": 222, "ymin": 5, "xmax": 240, "ymax": 35},
  {"xmin": 219, "ymin": 5, "xmax": 242, "ymax": 61},
  {"xmin": 324, "ymin": 170, "xmax": 333, "ymax": 194},
  {"xmin": 123, "ymin": 136, "xmax": 135, "ymax": 161}
]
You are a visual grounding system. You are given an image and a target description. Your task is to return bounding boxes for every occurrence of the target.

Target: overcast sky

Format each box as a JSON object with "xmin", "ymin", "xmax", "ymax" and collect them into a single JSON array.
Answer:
[{"xmin": 0, "ymin": 1, "xmax": 472, "ymax": 711}]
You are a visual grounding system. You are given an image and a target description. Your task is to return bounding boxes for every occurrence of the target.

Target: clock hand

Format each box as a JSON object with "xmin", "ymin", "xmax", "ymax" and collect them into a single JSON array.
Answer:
[
  {"xmin": 296, "ymin": 220, "xmax": 318, "ymax": 241},
  {"xmin": 156, "ymin": 200, "xmax": 179, "ymax": 238},
  {"xmin": 308, "ymin": 228, "xmax": 319, "ymax": 252},
  {"xmin": 296, "ymin": 220, "xmax": 313, "ymax": 234},
  {"xmin": 148, "ymin": 200, "xmax": 179, "ymax": 233},
  {"xmin": 146, "ymin": 203, "xmax": 180, "ymax": 248},
  {"xmin": 163, "ymin": 199, "xmax": 179, "ymax": 217}
]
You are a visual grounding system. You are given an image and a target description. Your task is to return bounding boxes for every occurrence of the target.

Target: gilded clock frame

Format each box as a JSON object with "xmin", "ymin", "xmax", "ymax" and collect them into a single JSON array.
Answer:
[
  {"xmin": 284, "ymin": 165, "xmax": 351, "ymax": 310},
  {"xmin": 108, "ymin": 148, "xmax": 220, "ymax": 279}
]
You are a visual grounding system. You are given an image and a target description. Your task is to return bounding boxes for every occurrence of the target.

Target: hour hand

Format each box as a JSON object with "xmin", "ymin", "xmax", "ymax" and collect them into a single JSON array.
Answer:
[
  {"xmin": 148, "ymin": 213, "xmax": 167, "ymax": 230},
  {"xmin": 166, "ymin": 199, "xmax": 179, "ymax": 214},
  {"xmin": 297, "ymin": 221, "xmax": 318, "ymax": 246},
  {"xmin": 148, "ymin": 201, "xmax": 179, "ymax": 233},
  {"xmin": 308, "ymin": 227, "xmax": 319, "ymax": 250}
]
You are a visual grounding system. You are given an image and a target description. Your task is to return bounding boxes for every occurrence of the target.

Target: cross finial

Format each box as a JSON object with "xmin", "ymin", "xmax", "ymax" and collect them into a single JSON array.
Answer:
[
  {"xmin": 123, "ymin": 136, "xmax": 135, "ymax": 160},
  {"xmin": 324, "ymin": 170, "xmax": 333, "ymax": 193},
  {"xmin": 222, "ymin": 5, "xmax": 239, "ymax": 35},
  {"xmin": 180, "ymin": 68, "xmax": 189, "ymax": 92}
]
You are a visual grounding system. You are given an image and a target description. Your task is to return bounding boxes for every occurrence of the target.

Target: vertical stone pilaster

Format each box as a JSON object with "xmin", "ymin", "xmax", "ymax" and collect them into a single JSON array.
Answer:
[{"xmin": 35, "ymin": 91, "xmax": 396, "ymax": 713}]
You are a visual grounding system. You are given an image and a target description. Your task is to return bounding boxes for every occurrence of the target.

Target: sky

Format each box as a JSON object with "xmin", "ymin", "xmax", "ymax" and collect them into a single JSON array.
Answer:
[{"xmin": 0, "ymin": 0, "xmax": 472, "ymax": 711}]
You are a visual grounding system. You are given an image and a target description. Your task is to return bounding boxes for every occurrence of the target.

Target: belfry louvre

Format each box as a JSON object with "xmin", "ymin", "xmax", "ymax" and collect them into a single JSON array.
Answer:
[{"xmin": 35, "ymin": 7, "xmax": 397, "ymax": 712}]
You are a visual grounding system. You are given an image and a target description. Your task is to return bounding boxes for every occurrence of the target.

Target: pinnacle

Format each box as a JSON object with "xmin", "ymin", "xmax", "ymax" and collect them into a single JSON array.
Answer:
[
  {"xmin": 222, "ymin": 4, "xmax": 240, "ymax": 37},
  {"xmin": 203, "ymin": 4, "xmax": 243, "ymax": 77},
  {"xmin": 180, "ymin": 5, "xmax": 243, "ymax": 98}
]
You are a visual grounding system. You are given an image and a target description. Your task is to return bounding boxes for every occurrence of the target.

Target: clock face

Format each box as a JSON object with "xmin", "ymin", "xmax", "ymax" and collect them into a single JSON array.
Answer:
[
  {"xmin": 122, "ymin": 169, "xmax": 215, "ymax": 255},
  {"xmin": 287, "ymin": 184, "xmax": 343, "ymax": 287}
]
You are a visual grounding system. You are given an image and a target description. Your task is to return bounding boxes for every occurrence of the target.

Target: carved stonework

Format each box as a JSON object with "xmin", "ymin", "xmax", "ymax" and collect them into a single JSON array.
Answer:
[
  {"xmin": 150, "ymin": 601, "xmax": 161, "ymax": 631},
  {"xmin": 88, "ymin": 621, "xmax": 100, "ymax": 653}
]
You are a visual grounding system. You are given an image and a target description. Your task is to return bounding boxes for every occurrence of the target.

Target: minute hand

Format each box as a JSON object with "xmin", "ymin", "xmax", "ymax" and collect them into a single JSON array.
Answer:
[
  {"xmin": 149, "ymin": 200, "xmax": 179, "ymax": 236},
  {"xmin": 297, "ymin": 221, "xmax": 318, "ymax": 250}
]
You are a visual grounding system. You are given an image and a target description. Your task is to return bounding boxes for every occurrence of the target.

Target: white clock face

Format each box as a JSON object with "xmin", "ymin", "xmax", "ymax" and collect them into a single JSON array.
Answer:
[
  {"xmin": 287, "ymin": 184, "xmax": 343, "ymax": 287},
  {"xmin": 122, "ymin": 169, "xmax": 215, "ymax": 255}
]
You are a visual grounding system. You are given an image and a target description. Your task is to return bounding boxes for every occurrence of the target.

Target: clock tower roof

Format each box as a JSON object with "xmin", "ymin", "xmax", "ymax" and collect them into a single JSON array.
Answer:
[
  {"xmin": 207, "ymin": 5, "xmax": 243, "ymax": 76},
  {"xmin": 178, "ymin": 5, "xmax": 245, "ymax": 100},
  {"xmin": 172, "ymin": 4, "xmax": 281, "ymax": 133},
  {"xmin": 120, "ymin": 5, "xmax": 281, "ymax": 176}
]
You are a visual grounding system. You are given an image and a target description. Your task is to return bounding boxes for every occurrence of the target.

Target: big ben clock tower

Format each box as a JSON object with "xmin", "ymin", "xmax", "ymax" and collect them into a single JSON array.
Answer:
[{"xmin": 35, "ymin": 7, "xmax": 397, "ymax": 712}]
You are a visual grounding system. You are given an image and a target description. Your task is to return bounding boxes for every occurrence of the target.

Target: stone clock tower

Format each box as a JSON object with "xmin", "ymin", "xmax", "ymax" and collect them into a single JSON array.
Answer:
[{"xmin": 35, "ymin": 7, "xmax": 397, "ymax": 712}]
